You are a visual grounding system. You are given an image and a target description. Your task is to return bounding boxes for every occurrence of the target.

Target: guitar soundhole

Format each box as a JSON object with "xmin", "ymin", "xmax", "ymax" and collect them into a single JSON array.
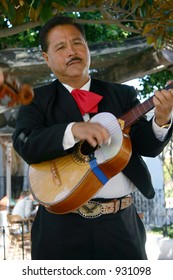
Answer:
[
  {"xmin": 73, "ymin": 140, "xmax": 99, "ymax": 164},
  {"xmin": 80, "ymin": 140, "xmax": 98, "ymax": 156}
]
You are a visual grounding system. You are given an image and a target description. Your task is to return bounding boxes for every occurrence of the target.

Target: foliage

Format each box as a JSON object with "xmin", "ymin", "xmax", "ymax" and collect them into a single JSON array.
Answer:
[
  {"xmin": 0, "ymin": 1, "xmax": 173, "ymax": 99},
  {"xmin": 164, "ymin": 159, "xmax": 173, "ymax": 181},
  {"xmin": 0, "ymin": 10, "xmax": 130, "ymax": 48},
  {"xmin": 164, "ymin": 157, "xmax": 173, "ymax": 198},
  {"xmin": 138, "ymin": 70, "xmax": 173, "ymax": 97},
  {"xmin": 0, "ymin": 0, "xmax": 173, "ymax": 50},
  {"xmin": 150, "ymin": 225, "xmax": 173, "ymax": 238},
  {"xmin": 165, "ymin": 186, "xmax": 173, "ymax": 198},
  {"xmin": 74, "ymin": 11, "xmax": 130, "ymax": 43},
  {"xmin": 0, "ymin": 28, "xmax": 40, "ymax": 48}
]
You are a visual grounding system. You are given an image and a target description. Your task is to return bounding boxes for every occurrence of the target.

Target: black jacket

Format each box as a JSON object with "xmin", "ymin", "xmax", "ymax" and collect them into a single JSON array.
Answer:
[{"xmin": 12, "ymin": 78, "xmax": 173, "ymax": 199}]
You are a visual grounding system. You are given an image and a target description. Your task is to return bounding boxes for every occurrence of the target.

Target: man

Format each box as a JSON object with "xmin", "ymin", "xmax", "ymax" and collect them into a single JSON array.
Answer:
[{"xmin": 9, "ymin": 16, "xmax": 173, "ymax": 259}]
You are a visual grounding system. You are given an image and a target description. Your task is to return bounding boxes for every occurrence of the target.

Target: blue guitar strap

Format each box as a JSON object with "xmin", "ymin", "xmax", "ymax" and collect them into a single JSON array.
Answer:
[{"xmin": 89, "ymin": 156, "xmax": 108, "ymax": 184}]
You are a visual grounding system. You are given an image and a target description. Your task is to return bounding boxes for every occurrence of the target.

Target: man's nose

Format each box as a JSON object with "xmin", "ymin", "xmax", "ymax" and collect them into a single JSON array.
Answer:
[{"xmin": 66, "ymin": 44, "xmax": 77, "ymax": 56}]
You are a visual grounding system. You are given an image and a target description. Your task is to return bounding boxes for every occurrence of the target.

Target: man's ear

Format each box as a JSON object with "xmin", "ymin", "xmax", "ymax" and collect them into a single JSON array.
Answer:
[{"xmin": 42, "ymin": 52, "xmax": 49, "ymax": 65}]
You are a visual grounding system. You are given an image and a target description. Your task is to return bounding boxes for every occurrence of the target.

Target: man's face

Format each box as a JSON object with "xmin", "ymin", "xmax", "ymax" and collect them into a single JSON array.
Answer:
[{"xmin": 42, "ymin": 24, "xmax": 90, "ymax": 84}]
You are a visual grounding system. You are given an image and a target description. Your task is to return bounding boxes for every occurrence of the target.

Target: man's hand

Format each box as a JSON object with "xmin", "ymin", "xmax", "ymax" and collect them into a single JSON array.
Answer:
[
  {"xmin": 153, "ymin": 81, "xmax": 173, "ymax": 127},
  {"xmin": 72, "ymin": 122, "xmax": 110, "ymax": 147}
]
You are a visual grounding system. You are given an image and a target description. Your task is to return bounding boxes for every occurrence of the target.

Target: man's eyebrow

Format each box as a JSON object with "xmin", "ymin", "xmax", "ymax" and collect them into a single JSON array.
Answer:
[
  {"xmin": 53, "ymin": 42, "xmax": 64, "ymax": 49},
  {"xmin": 56, "ymin": 41, "xmax": 64, "ymax": 45},
  {"xmin": 72, "ymin": 37, "xmax": 83, "ymax": 41},
  {"xmin": 53, "ymin": 37, "xmax": 84, "ymax": 49}
]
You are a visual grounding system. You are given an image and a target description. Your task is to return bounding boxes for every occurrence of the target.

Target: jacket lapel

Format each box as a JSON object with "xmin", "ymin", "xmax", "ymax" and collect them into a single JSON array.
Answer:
[
  {"xmin": 56, "ymin": 81, "xmax": 83, "ymax": 122},
  {"xmin": 89, "ymin": 79, "xmax": 107, "ymax": 115}
]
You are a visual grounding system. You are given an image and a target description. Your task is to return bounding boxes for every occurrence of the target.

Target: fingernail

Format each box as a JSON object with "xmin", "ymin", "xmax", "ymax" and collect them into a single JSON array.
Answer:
[{"xmin": 104, "ymin": 137, "xmax": 111, "ymax": 145}]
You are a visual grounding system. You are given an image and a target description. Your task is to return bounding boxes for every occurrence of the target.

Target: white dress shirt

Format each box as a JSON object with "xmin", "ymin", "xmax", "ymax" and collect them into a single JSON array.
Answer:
[{"xmin": 62, "ymin": 80, "xmax": 171, "ymax": 198}]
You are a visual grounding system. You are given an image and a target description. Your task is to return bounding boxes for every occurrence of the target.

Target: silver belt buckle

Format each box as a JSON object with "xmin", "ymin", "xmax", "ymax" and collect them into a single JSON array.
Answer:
[{"xmin": 78, "ymin": 201, "xmax": 102, "ymax": 218}]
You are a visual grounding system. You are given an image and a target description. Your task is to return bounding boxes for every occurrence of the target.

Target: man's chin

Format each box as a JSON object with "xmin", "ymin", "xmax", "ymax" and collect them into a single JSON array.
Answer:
[{"xmin": 67, "ymin": 70, "xmax": 85, "ymax": 78}]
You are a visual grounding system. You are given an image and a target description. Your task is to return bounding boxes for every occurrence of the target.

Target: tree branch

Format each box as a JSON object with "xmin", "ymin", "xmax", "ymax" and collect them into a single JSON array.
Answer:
[
  {"xmin": 0, "ymin": 21, "xmax": 41, "ymax": 38},
  {"xmin": 0, "ymin": 17, "xmax": 142, "ymax": 38}
]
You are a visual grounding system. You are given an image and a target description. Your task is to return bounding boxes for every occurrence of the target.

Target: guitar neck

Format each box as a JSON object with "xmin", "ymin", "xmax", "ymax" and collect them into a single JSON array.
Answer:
[
  {"xmin": 121, "ymin": 95, "xmax": 154, "ymax": 129},
  {"xmin": 120, "ymin": 82, "xmax": 173, "ymax": 129}
]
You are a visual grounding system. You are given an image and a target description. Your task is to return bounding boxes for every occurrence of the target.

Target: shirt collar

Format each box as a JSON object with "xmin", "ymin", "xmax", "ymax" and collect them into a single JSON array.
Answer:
[{"xmin": 62, "ymin": 78, "xmax": 91, "ymax": 93}]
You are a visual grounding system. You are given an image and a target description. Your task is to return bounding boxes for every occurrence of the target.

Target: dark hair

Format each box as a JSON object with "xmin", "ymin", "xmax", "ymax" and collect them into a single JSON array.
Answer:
[{"xmin": 39, "ymin": 16, "xmax": 86, "ymax": 52}]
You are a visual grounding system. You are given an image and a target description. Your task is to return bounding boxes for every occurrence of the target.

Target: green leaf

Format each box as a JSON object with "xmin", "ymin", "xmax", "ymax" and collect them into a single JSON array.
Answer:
[
  {"xmin": 8, "ymin": 4, "xmax": 17, "ymax": 21},
  {"xmin": 31, "ymin": 0, "xmax": 42, "ymax": 10},
  {"xmin": 71, "ymin": 0, "xmax": 81, "ymax": 5},
  {"xmin": 51, "ymin": 0, "xmax": 69, "ymax": 6},
  {"xmin": 156, "ymin": 35, "xmax": 164, "ymax": 49},
  {"xmin": 1, "ymin": 1, "xmax": 16, "ymax": 21},
  {"xmin": 146, "ymin": 36, "xmax": 155, "ymax": 45},
  {"xmin": 24, "ymin": 0, "xmax": 33, "ymax": 4},
  {"xmin": 140, "ymin": 2, "xmax": 147, "ymax": 18},
  {"xmin": 166, "ymin": 26, "xmax": 173, "ymax": 35},
  {"xmin": 146, "ymin": 0, "xmax": 153, "ymax": 6},
  {"xmin": 0, "ymin": 3, "xmax": 6, "ymax": 15},
  {"xmin": 40, "ymin": 3, "xmax": 53, "ymax": 21}
]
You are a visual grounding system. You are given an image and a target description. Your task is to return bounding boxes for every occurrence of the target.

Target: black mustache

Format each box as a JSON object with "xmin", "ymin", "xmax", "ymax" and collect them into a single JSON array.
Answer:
[{"xmin": 66, "ymin": 57, "xmax": 82, "ymax": 65}]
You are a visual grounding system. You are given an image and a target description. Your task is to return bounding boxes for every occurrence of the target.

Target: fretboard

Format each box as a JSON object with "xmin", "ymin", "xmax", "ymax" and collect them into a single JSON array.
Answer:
[
  {"xmin": 120, "ymin": 82, "xmax": 173, "ymax": 129},
  {"xmin": 121, "ymin": 96, "xmax": 154, "ymax": 129}
]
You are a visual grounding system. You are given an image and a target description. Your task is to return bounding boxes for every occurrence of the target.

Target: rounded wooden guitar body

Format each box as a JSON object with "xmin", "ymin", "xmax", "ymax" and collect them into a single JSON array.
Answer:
[{"xmin": 29, "ymin": 112, "xmax": 132, "ymax": 214}]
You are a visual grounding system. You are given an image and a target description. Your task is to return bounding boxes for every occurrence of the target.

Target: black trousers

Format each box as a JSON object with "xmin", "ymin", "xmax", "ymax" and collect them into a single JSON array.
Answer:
[{"xmin": 31, "ymin": 204, "xmax": 147, "ymax": 260}]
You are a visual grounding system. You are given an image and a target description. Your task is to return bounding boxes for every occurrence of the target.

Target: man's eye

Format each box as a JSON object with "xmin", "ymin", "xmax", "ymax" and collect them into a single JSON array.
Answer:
[
  {"xmin": 74, "ymin": 41, "xmax": 82, "ymax": 45},
  {"xmin": 57, "ymin": 46, "xmax": 64, "ymax": 51}
]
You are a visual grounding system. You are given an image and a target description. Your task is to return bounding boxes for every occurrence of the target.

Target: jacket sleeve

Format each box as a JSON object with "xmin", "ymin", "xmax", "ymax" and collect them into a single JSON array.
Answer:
[
  {"xmin": 130, "ymin": 115, "xmax": 173, "ymax": 157},
  {"xmin": 12, "ymin": 91, "xmax": 70, "ymax": 164},
  {"xmin": 118, "ymin": 84, "xmax": 173, "ymax": 157}
]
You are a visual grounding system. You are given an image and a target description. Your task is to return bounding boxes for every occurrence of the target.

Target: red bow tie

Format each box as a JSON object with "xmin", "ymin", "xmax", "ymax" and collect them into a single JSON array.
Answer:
[{"xmin": 71, "ymin": 89, "xmax": 103, "ymax": 115}]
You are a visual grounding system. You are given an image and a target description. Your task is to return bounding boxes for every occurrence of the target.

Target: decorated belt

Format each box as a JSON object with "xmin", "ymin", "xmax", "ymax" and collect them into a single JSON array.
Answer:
[{"xmin": 72, "ymin": 194, "xmax": 133, "ymax": 218}]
